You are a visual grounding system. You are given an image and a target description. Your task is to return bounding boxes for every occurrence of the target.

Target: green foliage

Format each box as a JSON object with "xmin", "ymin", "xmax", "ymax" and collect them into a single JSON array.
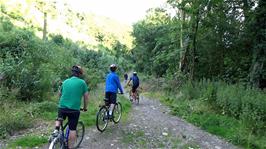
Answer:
[
  {"xmin": 133, "ymin": 0, "xmax": 265, "ymax": 87},
  {"xmin": 0, "ymin": 1, "xmax": 133, "ymax": 144},
  {"xmin": 0, "ymin": 17, "xmax": 131, "ymax": 101},
  {"xmin": 143, "ymin": 75, "xmax": 266, "ymax": 149},
  {"xmin": 216, "ymin": 84, "xmax": 266, "ymax": 132},
  {"xmin": 179, "ymin": 80, "xmax": 266, "ymax": 148},
  {"xmin": 8, "ymin": 135, "xmax": 47, "ymax": 148},
  {"xmin": 179, "ymin": 80, "xmax": 266, "ymax": 129},
  {"xmin": 1, "ymin": 19, "xmax": 13, "ymax": 31},
  {"xmin": 0, "ymin": 104, "xmax": 32, "ymax": 139},
  {"xmin": 132, "ymin": 9, "xmax": 179, "ymax": 76},
  {"xmin": 0, "ymin": 23, "xmax": 63, "ymax": 101}
]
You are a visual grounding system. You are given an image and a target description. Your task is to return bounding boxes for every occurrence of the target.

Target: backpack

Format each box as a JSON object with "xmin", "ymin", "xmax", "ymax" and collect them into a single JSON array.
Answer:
[{"xmin": 132, "ymin": 76, "xmax": 139, "ymax": 87}]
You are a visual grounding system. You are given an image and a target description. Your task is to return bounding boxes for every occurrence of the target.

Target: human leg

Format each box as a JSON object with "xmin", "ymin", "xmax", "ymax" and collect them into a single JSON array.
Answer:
[
  {"xmin": 108, "ymin": 92, "xmax": 117, "ymax": 117},
  {"xmin": 132, "ymin": 87, "xmax": 137, "ymax": 100},
  {"xmin": 67, "ymin": 110, "xmax": 80, "ymax": 148},
  {"xmin": 68, "ymin": 130, "xmax": 77, "ymax": 148}
]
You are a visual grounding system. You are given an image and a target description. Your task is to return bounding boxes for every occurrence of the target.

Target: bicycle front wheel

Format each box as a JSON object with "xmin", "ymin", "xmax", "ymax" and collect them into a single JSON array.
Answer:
[
  {"xmin": 96, "ymin": 106, "xmax": 109, "ymax": 132},
  {"xmin": 113, "ymin": 102, "xmax": 122, "ymax": 123},
  {"xmin": 73, "ymin": 121, "xmax": 85, "ymax": 148},
  {"xmin": 48, "ymin": 137, "xmax": 64, "ymax": 149}
]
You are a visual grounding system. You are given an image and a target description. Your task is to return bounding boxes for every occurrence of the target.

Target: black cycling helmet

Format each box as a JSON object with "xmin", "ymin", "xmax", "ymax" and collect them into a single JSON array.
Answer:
[
  {"xmin": 72, "ymin": 65, "xmax": 83, "ymax": 75},
  {"xmin": 110, "ymin": 64, "xmax": 117, "ymax": 72}
]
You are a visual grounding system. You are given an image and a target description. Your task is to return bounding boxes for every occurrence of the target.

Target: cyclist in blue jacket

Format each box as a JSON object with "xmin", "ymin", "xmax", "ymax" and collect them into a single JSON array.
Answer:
[
  {"xmin": 127, "ymin": 72, "xmax": 139, "ymax": 101},
  {"xmin": 105, "ymin": 64, "xmax": 124, "ymax": 118}
]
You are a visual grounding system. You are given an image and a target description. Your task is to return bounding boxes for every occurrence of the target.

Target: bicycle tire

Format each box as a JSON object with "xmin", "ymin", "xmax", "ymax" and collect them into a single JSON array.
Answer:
[
  {"xmin": 48, "ymin": 137, "xmax": 64, "ymax": 149},
  {"xmin": 96, "ymin": 106, "xmax": 109, "ymax": 132},
  {"xmin": 113, "ymin": 102, "xmax": 122, "ymax": 124},
  {"xmin": 129, "ymin": 94, "xmax": 133, "ymax": 102},
  {"xmin": 73, "ymin": 121, "xmax": 85, "ymax": 148}
]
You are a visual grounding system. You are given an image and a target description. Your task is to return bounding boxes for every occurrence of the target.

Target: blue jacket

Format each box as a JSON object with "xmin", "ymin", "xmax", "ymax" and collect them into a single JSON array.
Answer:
[{"xmin": 105, "ymin": 72, "xmax": 123, "ymax": 93}]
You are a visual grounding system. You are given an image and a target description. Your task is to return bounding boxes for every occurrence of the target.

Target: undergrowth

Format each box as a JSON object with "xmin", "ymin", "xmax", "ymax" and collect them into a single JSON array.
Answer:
[{"xmin": 144, "ymin": 79, "xmax": 266, "ymax": 149}]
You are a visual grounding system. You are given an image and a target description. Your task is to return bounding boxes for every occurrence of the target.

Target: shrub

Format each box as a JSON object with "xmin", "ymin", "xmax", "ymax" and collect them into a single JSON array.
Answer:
[
  {"xmin": 0, "ymin": 110, "xmax": 32, "ymax": 138},
  {"xmin": 180, "ymin": 79, "xmax": 266, "ymax": 133}
]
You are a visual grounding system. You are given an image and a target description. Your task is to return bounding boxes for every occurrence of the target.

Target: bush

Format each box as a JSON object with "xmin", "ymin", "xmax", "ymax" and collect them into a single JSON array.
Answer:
[
  {"xmin": 25, "ymin": 101, "xmax": 58, "ymax": 116},
  {"xmin": 180, "ymin": 79, "xmax": 266, "ymax": 133},
  {"xmin": 0, "ymin": 110, "xmax": 32, "ymax": 138},
  {"xmin": 151, "ymin": 78, "xmax": 266, "ymax": 148},
  {"xmin": 217, "ymin": 85, "xmax": 266, "ymax": 132}
]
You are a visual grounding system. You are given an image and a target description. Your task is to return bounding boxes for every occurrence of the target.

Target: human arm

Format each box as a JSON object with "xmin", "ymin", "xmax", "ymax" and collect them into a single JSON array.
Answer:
[
  {"xmin": 82, "ymin": 81, "xmax": 89, "ymax": 111},
  {"xmin": 58, "ymin": 86, "xmax": 62, "ymax": 97},
  {"xmin": 127, "ymin": 77, "xmax": 132, "ymax": 86},
  {"xmin": 116, "ymin": 76, "xmax": 124, "ymax": 94},
  {"xmin": 58, "ymin": 90, "xmax": 62, "ymax": 97},
  {"xmin": 83, "ymin": 91, "xmax": 89, "ymax": 111}
]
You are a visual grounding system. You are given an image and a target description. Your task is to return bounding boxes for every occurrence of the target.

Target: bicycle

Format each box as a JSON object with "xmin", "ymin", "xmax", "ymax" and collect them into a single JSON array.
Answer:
[
  {"xmin": 128, "ymin": 84, "xmax": 140, "ymax": 105},
  {"xmin": 48, "ymin": 110, "xmax": 85, "ymax": 149},
  {"xmin": 96, "ymin": 97, "xmax": 122, "ymax": 132},
  {"xmin": 129, "ymin": 89, "xmax": 139, "ymax": 104}
]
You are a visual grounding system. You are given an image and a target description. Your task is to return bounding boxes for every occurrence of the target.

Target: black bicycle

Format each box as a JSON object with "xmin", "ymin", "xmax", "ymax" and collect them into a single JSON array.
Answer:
[
  {"xmin": 96, "ymin": 98, "xmax": 122, "ymax": 132},
  {"xmin": 128, "ymin": 84, "xmax": 140, "ymax": 105},
  {"xmin": 48, "ymin": 112, "xmax": 85, "ymax": 149},
  {"xmin": 129, "ymin": 89, "xmax": 140, "ymax": 105}
]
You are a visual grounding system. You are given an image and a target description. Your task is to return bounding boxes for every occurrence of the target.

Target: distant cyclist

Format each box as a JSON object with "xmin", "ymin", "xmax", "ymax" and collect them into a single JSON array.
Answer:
[
  {"xmin": 51, "ymin": 65, "xmax": 89, "ymax": 148},
  {"xmin": 105, "ymin": 64, "xmax": 124, "ymax": 118},
  {"xmin": 127, "ymin": 72, "xmax": 139, "ymax": 101}
]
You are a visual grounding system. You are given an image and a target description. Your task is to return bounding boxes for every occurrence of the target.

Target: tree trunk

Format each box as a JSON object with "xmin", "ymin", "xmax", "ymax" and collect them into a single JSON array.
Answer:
[
  {"xmin": 190, "ymin": 8, "xmax": 200, "ymax": 80},
  {"xmin": 43, "ymin": 12, "xmax": 47, "ymax": 40},
  {"xmin": 242, "ymin": 0, "xmax": 250, "ymax": 20},
  {"xmin": 179, "ymin": 9, "xmax": 184, "ymax": 71},
  {"xmin": 249, "ymin": 0, "xmax": 266, "ymax": 88}
]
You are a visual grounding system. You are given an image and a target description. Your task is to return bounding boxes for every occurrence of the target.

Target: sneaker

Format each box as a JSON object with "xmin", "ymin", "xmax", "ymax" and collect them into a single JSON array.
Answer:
[{"xmin": 52, "ymin": 129, "xmax": 59, "ymax": 137}]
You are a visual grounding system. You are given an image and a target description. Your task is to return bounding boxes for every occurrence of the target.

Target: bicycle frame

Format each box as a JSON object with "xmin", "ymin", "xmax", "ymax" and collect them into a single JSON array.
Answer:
[{"xmin": 58, "ymin": 120, "xmax": 70, "ymax": 148}]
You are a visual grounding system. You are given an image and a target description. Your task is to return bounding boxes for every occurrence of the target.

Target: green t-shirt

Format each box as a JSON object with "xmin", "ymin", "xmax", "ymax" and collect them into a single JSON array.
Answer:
[{"xmin": 59, "ymin": 76, "xmax": 88, "ymax": 110}]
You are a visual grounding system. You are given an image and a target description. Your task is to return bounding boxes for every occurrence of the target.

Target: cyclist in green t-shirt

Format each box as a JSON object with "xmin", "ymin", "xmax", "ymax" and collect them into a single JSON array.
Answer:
[{"xmin": 51, "ymin": 65, "xmax": 89, "ymax": 148}]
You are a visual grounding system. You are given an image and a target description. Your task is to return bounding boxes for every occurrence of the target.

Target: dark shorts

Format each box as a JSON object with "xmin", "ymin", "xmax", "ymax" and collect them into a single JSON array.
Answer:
[
  {"xmin": 105, "ymin": 92, "xmax": 117, "ymax": 104},
  {"xmin": 132, "ymin": 86, "xmax": 138, "ymax": 93},
  {"xmin": 58, "ymin": 108, "xmax": 80, "ymax": 130}
]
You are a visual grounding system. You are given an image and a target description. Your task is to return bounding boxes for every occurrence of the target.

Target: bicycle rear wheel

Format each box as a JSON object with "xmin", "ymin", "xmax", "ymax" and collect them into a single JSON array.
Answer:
[
  {"xmin": 73, "ymin": 121, "xmax": 85, "ymax": 148},
  {"xmin": 136, "ymin": 94, "xmax": 139, "ymax": 105},
  {"xmin": 48, "ymin": 137, "xmax": 64, "ymax": 149},
  {"xmin": 96, "ymin": 106, "xmax": 108, "ymax": 132},
  {"xmin": 129, "ymin": 94, "xmax": 133, "ymax": 102},
  {"xmin": 113, "ymin": 102, "xmax": 122, "ymax": 123}
]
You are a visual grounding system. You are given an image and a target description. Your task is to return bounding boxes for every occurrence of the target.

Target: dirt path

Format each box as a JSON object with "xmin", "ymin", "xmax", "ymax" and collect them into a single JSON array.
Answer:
[{"xmin": 46, "ymin": 96, "xmax": 239, "ymax": 149}]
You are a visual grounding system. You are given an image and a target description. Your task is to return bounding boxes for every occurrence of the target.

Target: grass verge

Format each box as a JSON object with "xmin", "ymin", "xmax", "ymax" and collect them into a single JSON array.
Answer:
[{"xmin": 7, "ymin": 135, "xmax": 47, "ymax": 148}]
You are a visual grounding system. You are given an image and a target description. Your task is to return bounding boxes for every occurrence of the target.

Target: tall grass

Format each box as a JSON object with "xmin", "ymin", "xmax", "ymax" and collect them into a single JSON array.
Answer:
[{"xmin": 144, "ymin": 78, "xmax": 266, "ymax": 149}]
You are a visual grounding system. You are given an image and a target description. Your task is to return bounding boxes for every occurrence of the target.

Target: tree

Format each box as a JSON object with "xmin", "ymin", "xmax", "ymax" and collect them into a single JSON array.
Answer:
[
  {"xmin": 249, "ymin": 0, "xmax": 266, "ymax": 87},
  {"xmin": 34, "ymin": 0, "xmax": 56, "ymax": 40}
]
